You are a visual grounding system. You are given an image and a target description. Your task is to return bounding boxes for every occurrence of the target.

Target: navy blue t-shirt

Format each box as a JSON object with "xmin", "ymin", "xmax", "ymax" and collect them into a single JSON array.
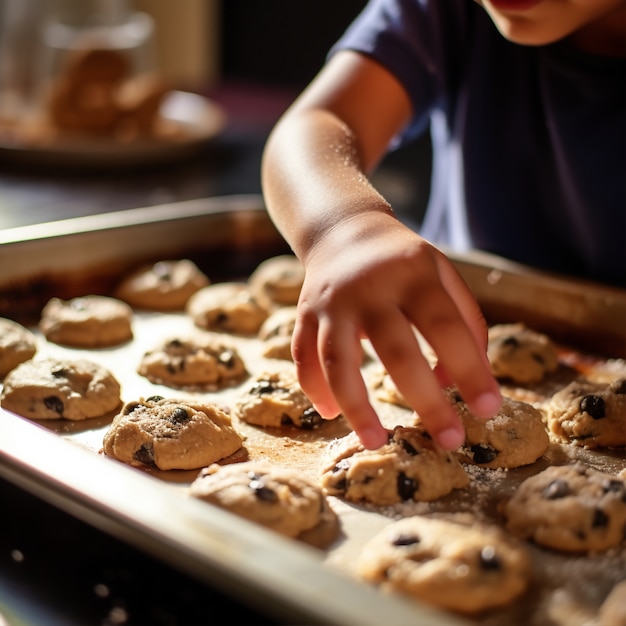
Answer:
[{"xmin": 331, "ymin": 0, "xmax": 625, "ymax": 286}]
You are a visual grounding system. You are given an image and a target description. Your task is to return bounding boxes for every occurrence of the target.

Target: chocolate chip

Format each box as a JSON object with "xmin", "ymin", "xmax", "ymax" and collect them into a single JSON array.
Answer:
[
  {"xmin": 580, "ymin": 395, "xmax": 605, "ymax": 419},
  {"xmin": 218, "ymin": 350, "xmax": 236, "ymax": 368},
  {"xmin": 251, "ymin": 380, "xmax": 276, "ymax": 395},
  {"xmin": 330, "ymin": 461, "xmax": 349, "ymax": 493},
  {"xmin": 592, "ymin": 509, "xmax": 609, "ymax": 529},
  {"xmin": 249, "ymin": 477, "xmax": 278, "ymax": 502},
  {"xmin": 215, "ymin": 312, "xmax": 229, "ymax": 327},
  {"xmin": 397, "ymin": 472, "xmax": 419, "ymax": 500},
  {"xmin": 280, "ymin": 414, "xmax": 294, "ymax": 426},
  {"xmin": 146, "ymin": 396, "xmax": 164, "ymax": 403},
  {"xmin": 399, "ymin": 438, "xmax": 419, "ymax": 456},
  {"xmin": 331, "ymin": 477, "xmax": 348, "ymax": 492},
  {"xmin": 300, "ymin": 407, "xmax": 322, "ymax": 429},
  {"xmin": 391, "ymin": 533, "xmax": 420, "ymax": 547},
  {"xmin": 123, "ymin": 402, "xmax": 141, "ymax": 414},
  {"xmin": 531, "ymin": 353, "xmax": 546, "ymax": 365},
  {"xmin": 133, "ymin": 443, "xmax": 155, "ymax": 465},
  {"xmin": 543, "ymin": 479, "xmax": 570, "ymax": 500},
  {"xmin": 51, "ymin": 368, "xmax": 69, "ymax": 379},
  {"xmin": 450, "ymin": 390, "xmax": 464, "ymax": 404},
  {"xmin": 603, "ymin": 479, "xmax": 626, "ymax": 498},
  {"xmin": 470, "ymin": 444, "xmax": 498, "ymax": 464},
  {"xmin": 169, "ymin": 407, "xmax": 189, "ymax": 424},
  {"xmin": 502, "ymin": 336, "xmax": 520, "ymax": 349},
  {"xmin": 479, "ymin": 545, "xmax": 502, "ymax": 571},
  {"xmin": 43, "ymin": 396, "xmax": 64, "ymax": 415}
]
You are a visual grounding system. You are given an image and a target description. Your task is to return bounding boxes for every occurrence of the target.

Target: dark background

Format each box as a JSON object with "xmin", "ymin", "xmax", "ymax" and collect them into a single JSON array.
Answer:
[
  {"xmin": 217, "ymin": 0, "xmax": 431, "ymax": 226},
  {"xmin": 221, "ymin": 0, "xmax": 369, "ymax": 88}
]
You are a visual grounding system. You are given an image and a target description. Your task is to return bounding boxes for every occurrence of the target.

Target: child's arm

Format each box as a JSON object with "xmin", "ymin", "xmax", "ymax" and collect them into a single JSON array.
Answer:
[{"xmin": 262, "ymin": 50, "xmax": 502, "ymax": 450}]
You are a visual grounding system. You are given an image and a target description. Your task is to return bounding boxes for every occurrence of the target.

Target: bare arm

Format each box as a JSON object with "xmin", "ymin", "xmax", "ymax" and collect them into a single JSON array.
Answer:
[{"xmin": 262, "ymin": 51, "xmax": 502, "ymax": 450}]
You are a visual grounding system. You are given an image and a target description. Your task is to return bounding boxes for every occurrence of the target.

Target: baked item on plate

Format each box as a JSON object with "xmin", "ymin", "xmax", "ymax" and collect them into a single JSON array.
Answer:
[
  {"xmin": 542, "ymin": 378, "xmax": 626, "ymax": 448},
  {"xmin": 103, "ymin": 396, "xmax": 243, "ymax": 471},
  {"xmin": 0, "ymin": 317, "xmax": 37, "ymax": 378},
  {"xmin": 39, "ymin": 295, "xmax": 133, "ymax": 347},
  {"xmin": 247, "ymin": 254, "xmax": 304, "ymax": 311},
  {"xmin": 114, "ymin": 259, "xmax": 209, "ymax": 311},
  {"xmin": 186, "ymin": 282, "xmax": 269, "ymax": 335},
  {"xmin": 487, "ymin": 323, "xmax": 559, "ymax": 384},
  {"xmin": 444, "ymin": 387, "xmax": 550, "ymax": 468},
  {"xmin": 46, "ymin": 47, "xmax": 171, "ymax": 140},
  {"xmin": 1, "ymin": 357, "xmax": 122, "ymax": 420},
  {"xmin": 46, "ymin": 48, "xmax": 129, "ymax": 133},
  {"xmin": 319, "ymin": 425, "xmax": 469, "ymax": 505},
  {"xmin": 189, "ymin": 460, "xmax": 339, "ymax": 547},
  {"xmin": 504, "ymin": 462, "xmax": 626, "ymax": 553},
  {"xmin": 257, "ymin": 305, "xmax": 297, "ymax": 360},
  {"xmin": 357, "ymin": 515, "xmax": 531, "ymax": 614},
  {"xmin": 137, "ymin": 332, "xmax": 248, "ymax": 390},
  {"xmin": 234, "ymin": 367, "xmax": 323, "ymax": 429}
]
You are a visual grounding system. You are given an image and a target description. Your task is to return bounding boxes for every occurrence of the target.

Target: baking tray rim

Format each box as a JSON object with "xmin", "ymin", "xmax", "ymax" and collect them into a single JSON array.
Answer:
[
  {"xmin": 0, "ymin": 194, "xmax": 624, "ymax": 625},
  {"xmin": 0, "ymin": 407, "xmax": 466, "ymax": 626}
]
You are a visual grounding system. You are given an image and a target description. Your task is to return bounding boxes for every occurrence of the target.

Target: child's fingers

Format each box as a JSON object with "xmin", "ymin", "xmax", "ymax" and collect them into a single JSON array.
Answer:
[
  {"xmin": 364, "ymin": 307, "xmax": 466, "ymax": 450},
  {"xmin": 291, "ymin": 312, "xmax": 341, "ymax": 419},
  {"xmin": 428, "ymin": 254, "xmax": 503, "ymax": 417},
  {"xmin": 315, "ymin": 314, "xmax": 389, "ymax": 449}
]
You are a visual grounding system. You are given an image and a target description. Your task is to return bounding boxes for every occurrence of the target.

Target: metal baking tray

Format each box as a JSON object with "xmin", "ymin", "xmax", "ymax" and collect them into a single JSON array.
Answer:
[{"xmin": 0, "ymin": 194, "xmax": 624, "ymax": 626}]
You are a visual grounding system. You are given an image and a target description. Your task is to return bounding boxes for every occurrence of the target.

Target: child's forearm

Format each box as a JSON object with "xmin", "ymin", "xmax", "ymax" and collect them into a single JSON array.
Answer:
[
  {"xmin": 261, "ymin": 50, "xmax": 413, "ymax": 262},
  {"xmin": 262, "ymin": 107, "xmax": 393, "ymax": 262}
]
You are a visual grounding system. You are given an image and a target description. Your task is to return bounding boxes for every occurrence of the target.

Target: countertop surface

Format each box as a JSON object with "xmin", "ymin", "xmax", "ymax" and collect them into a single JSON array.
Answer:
[{"xmin": 0, "ymin": 82, "xmax": 431, "ymax": 626}]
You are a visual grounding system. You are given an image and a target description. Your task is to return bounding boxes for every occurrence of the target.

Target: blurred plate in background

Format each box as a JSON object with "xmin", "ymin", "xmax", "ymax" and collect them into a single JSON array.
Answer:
[{"xmin": 0, "ymin": 90, "xmax": 226, "ymax": 168}]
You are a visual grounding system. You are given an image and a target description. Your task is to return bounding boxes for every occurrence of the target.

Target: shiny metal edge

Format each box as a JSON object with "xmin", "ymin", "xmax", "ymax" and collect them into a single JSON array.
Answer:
[
  {"xmin": 0, "ymin": 194, "xmax": 623, "ymax": 624},
  {"xmin": 0, "ymin": 408, "xmax": 467, "ymax": 626},
  {"xmin": 1, "ymin": 194, "xmax": 623, "ymax": 357}
]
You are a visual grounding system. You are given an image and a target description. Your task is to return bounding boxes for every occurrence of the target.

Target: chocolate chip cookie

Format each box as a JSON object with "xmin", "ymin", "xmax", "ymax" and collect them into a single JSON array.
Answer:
[
  {"xmin": 137, "ymin": 332, "xmax": 248, "ymax": 390},
  {"xmin": 39, "ymin": 295, "xmax": 133, "ymax": 347},
  {"xmin": 257, "ymin": 305, "xmax": 297, "ymax": 361},
  {"xmin": 186, "ymin": 282, "xmax": 269, "ymax": 335},
  {"xmin": 247, "ymin": 254, "xmax": 304, "ymax": 311},
  {"xmin": 234, "ymin": 368, "xmax": 323, "ymax": 429},
  {"xmin": 1, "ymin": 357, "xmax": 122, "ymax": 420},
  {"xmin": 357, "ymin": 515, "xmax": 531, "ymax": 614},
  {"xmin": 488, "ymin": 323, "xmax": 559, "ymax": 384},
  {"xmin": 0, "ymin": 317, "xmax": 37, "ymax": 378},
  {"xmin": 189, "ymin": 460, "xmax": 339, "ymax": 547},
  {"xmin": 114, "ymin": 259, "xmax": 210, "ymax": 311},
  {"xmin": 444, "ymin": 387, "xmax": 550, "ymax": 468},
  {"xmin": 505, "ymin": 462, "xmax": 626, "ymax": 553},
  {"xmin": 319, "ymin": 425, "xmax": 469, "ymax": 505},
  {"xmin": 103, "ymin": 396, "xmax": 243, "ymax": 471},
  {"xmin": 543, "ymin": 378, "xmax": 626, "ymax": 448}
]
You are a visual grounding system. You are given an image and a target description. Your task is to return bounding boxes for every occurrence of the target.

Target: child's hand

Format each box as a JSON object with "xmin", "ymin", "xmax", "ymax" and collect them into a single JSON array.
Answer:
[{"xmin": 291, "ymin": 210, "xmax": 502, "ymax": 450}]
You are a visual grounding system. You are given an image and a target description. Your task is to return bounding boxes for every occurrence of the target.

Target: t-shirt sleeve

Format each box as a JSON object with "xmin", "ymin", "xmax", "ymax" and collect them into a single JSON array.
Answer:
[{"xmin": 329, "ymin": 0, "xmax": 470, "ymax": 141}]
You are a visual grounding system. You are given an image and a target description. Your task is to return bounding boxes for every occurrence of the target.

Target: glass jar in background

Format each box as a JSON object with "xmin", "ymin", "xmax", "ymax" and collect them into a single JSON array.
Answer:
[
  {"xmin": 38, "ymin": 0, "xmax": 156, "ymax": 87},
  {"xmin": 0, "ymin": 0, "xmax": 156, "ymax": 136},
  {"xmin": 0, "ymin": 0, "xmax": 41, "ymax": 123}
]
